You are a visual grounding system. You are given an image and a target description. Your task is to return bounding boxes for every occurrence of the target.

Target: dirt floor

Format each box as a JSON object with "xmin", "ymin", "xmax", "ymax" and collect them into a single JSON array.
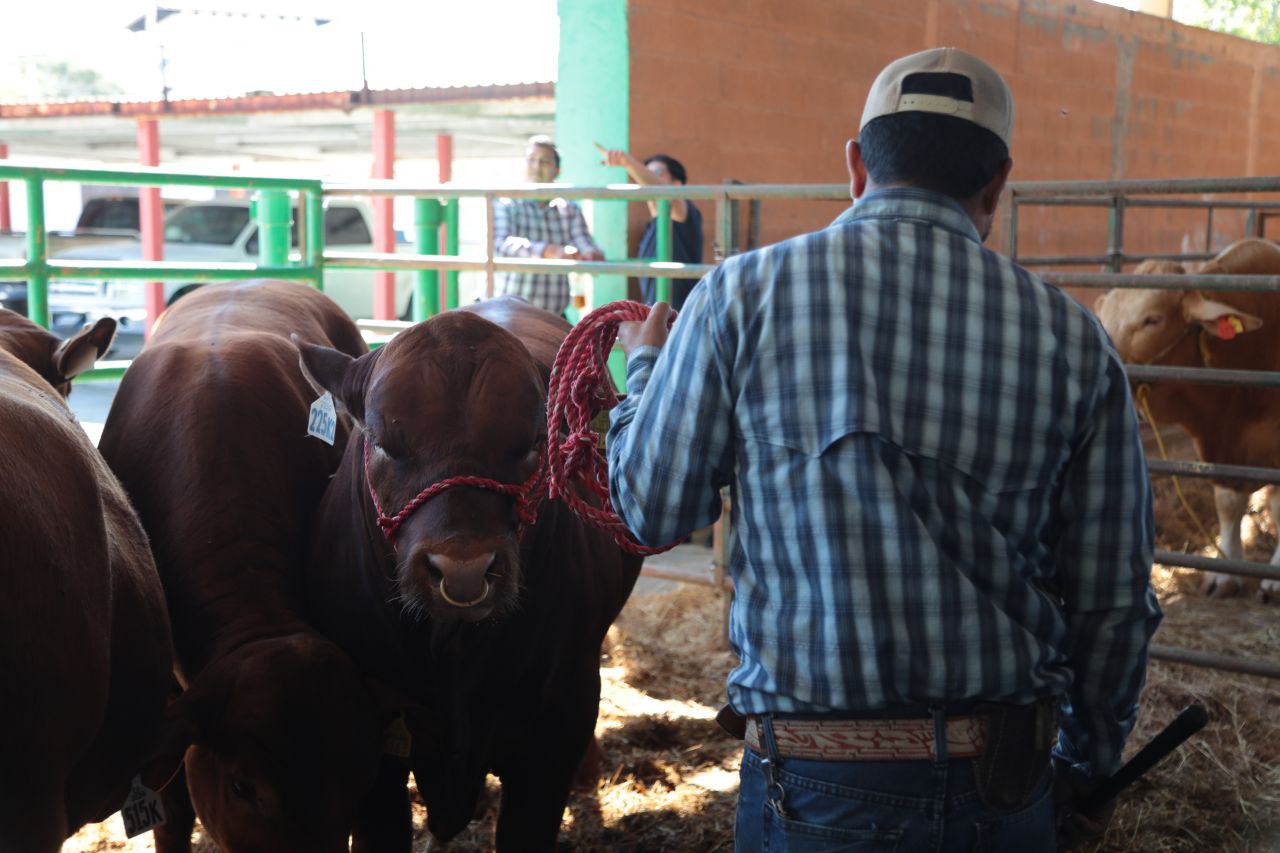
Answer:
[{"xmin": 66, "ymin": 425, "xmax": 1280, "ymax": 851}]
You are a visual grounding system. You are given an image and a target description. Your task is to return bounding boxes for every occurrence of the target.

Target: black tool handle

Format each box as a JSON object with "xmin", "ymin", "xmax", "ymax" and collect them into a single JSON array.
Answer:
[{"xmin": 1080, "ymin": 704, "xmax": 1208, "ymax": 815}]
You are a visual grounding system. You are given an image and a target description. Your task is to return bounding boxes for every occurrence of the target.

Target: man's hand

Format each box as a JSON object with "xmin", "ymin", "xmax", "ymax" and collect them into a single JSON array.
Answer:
[
  {"xmin": 579, "ymin": 247, "xmax": 605, "ymax": 262},
  {"xmin": 594, "ymin": 141, "xmax": 630, "ymax": 169},
  {"xmin": 617, "ymin": 302, "xmax": 673, "ymax": 358},
  {"xmin": 1055, "ymin": 772, "xmax": 1116, "ymax": 849},
  {"xmin": 542, "ymin": 244, "xmax": 577, "ymax": 260}
]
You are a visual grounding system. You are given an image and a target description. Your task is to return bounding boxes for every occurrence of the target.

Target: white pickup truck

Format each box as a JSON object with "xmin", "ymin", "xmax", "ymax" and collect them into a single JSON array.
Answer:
[{"xmin": 46, "ymin": 198, "xmax": 413, "ymax": 327}]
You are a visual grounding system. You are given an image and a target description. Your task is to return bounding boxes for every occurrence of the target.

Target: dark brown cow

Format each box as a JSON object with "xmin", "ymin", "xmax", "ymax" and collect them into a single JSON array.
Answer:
[
  {"xmin": 98, "ymin": 281, "xmax": 397, "ymax": 852},
  {"xmin": 0, "ymin": 311, "xmax": 175, "ymax": 850},
  {"xmin": 299, "ymin": 296, "xmax": 643, "ymax": 849},
  {"xmin": 1097, "ymin": 239, "xmax": 1280, "ymax": 599}
]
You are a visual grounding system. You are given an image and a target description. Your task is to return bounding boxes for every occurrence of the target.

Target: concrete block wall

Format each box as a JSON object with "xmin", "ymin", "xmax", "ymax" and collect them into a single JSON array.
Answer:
[{"xmin": 625, "ymin": 0, "xmax": 1280, "ymax": 290}]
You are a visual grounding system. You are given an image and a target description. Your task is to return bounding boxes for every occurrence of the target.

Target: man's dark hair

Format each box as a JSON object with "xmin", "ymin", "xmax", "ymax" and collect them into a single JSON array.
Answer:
[
  {"xmin": 645, "ymin": 154, "xmax": 687, "ymax": 185},
  {"xmin": 858, "ymin": 112, "xmax": 1009, "ymax": 201}
]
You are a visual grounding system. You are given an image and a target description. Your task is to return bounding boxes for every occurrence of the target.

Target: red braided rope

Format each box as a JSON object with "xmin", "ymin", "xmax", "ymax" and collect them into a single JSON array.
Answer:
[
  {"xmin": 364, "ymin": 437, "xmax": 543, "ymax": 542},
  {"xmin": 543, "ymin": 300, "xmax": 681, "ymax": 556}
]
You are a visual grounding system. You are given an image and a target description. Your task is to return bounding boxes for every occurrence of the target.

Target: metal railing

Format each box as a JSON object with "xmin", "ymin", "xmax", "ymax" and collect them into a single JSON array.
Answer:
[
  {"xmin": 6, "ymin": 161, "xmax": 1276, "ymax": 679},
  {"xmin": 1010, "ymin": 176, "xmax": 1280, "ymax": 680},
  {"xmin": 0, "ymin": 163, "xmax": 321, "ymax": 330},
  {"xmin": 323, "ymin": 180, "xmax": 847, "ymax": 305}
]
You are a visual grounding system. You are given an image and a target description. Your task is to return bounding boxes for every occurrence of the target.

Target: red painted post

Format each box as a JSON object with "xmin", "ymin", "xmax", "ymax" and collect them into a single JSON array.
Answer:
[
  {"xmin": 372, "ymin": 109, "xmax": 396, "ymax": 320},
  {"xmin": 137, "ymin": 119, "xmax": 164, "ymax": 338},
  {"xmin": 0, "ymin": 143, "xmax": 11, "ymax": 232},
  {"xmin": 437, "ymin": 134, "xmax": 453, "ymax": 183},
  {"xmin": 437, "ymin": 133, "xmax": 452, "ymax": 310}
]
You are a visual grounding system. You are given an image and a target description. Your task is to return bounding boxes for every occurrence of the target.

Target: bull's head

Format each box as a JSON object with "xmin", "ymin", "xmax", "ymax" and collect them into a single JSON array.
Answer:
[
  {"xmin": 1095, "ymin": 259, "xmax": 1263, "ymax": 365},
  {"xmin": 146, "ymin": 635, "xmax": 397, "ymax": 852},
  {"xmin": 0, "ymin": 309, "xmax": 115, "ymax": 397},
  {"xmin": 297, "ymin": 312, "xmax": 546, "ymax": 623}
]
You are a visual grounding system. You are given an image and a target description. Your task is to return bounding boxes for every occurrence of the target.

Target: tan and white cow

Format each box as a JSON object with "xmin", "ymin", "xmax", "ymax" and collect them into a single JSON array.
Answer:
[{"xmin": 1095, "ymin": 238, "xmax": 1280, "ymax": 599}]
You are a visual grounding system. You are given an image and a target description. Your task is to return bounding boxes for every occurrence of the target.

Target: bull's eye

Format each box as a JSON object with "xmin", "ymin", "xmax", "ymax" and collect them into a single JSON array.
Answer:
[
  {"xmin": 1142, "ymin": 315, "xmax": 1163, "ymax": 328},
  {"xmin": 230, "ymin": 778, "xmax": 256, "ymax": 801}
]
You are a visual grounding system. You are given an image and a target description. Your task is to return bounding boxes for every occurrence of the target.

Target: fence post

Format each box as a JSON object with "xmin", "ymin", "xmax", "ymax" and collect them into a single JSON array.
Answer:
[
  {"xmin": 306, "ymin": 189, "xmax": 324, "ymax": 291},
  {"xmin": 1107, "ymin": 195, "xmax": 1126, "ymax": 271},
  {"xmin": 445, "ymin": 198, "xmax": 460, "ymax": 309},
  {"xmin": 1006, "ymin": 192, "xmax": 1019, "ymax": 260},
  {"xmin": 256, "ymin": 189, "xmax": 291, "ymax": 266},
  {"xmin": 655, "ymin": 198, "xmax": 672, "ymax": 303},
  {"xmin": 414, "ymin": 198, "xmax": 442, "ymax": 320},
  {"xmin": 24, "ymin": 176, "xmax": 48, "ymax": 328}
]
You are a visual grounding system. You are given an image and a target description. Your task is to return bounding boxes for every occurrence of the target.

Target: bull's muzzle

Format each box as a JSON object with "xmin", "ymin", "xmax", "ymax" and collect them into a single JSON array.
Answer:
[{"xmin": 427, "ymin": 551, "xmax": 495, "ymax": 607}]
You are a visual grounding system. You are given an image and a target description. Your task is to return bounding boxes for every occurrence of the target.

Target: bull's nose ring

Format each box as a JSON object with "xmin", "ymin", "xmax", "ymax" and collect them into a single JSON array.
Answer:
[{"xmin": 438, "ymin": 577, "xmax": 491, "ymax": 608}]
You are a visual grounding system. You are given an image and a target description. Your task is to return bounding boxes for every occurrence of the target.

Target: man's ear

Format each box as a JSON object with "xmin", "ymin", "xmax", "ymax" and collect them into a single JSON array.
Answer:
[
  {"xmin": 53, "ymin": 317, "xmax": 116, "ymax": 382},
  {"xmin": 979, "ymin": 158, "xmax": 1014, "ymax": 218},
  {"xmin": 1183, "ymin": 293, "xmax": 1263, "ymax": 339},
  {"xmin": 846, "ymin": 140, "xmax": 869, "ymax": 200},
  {"xmin": 294, "ymin": 335, "xmax": 378, "ymax": 425}
]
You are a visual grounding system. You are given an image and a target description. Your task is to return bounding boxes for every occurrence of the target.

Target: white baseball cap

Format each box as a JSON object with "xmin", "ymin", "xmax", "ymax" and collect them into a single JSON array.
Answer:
[{"xmin": 859, "ymin": 47, "xmax": 1014, "ymax": 147}]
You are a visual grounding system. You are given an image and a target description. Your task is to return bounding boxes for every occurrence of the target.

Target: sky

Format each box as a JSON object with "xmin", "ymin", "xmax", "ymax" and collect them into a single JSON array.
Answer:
[{"xmin": 3, "ymin": 0, "xmax": 559, "ymax": 101}]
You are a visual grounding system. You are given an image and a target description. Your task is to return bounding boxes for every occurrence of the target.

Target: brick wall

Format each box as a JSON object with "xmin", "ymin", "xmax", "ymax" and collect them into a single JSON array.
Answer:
[{"xmin": 626, "ymin": 0, "xmax": 1280, "ymax": 294}]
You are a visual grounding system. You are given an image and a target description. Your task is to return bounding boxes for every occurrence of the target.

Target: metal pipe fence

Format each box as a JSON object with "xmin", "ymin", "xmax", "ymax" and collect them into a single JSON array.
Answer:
[
  {"xmin": 6, "ymin": 161, "xmax": 1276, "ymax": 680},
  {"xmin": 1010, "ymin": 175, "xmax": 1280, "ymax": 681}
]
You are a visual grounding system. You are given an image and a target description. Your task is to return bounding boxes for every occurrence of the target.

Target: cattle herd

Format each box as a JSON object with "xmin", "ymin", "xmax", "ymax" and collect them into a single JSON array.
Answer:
[
  {"xmin": 2, "ymin": 236, "xmax": 1276, "ymax": 851},
  {"xmin": 2, "ymin": 281, "xmax": 639, "ymax": 852}
]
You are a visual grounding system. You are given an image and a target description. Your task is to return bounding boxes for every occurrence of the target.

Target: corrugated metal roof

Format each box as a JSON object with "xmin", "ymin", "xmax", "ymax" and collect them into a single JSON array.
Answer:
[{"xmin": 0, "ymin": 81, "xmax": 554, "ymax": 120}]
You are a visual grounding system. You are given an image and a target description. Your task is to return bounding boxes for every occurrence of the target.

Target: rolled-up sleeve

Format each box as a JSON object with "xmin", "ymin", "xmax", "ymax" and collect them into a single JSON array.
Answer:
[
  {"xmin": 608, "ymin": 274, "xmax": 735, "ymax": 545},
  {"xmin": 1053, "ymin": 347, "xmax": 1163, "ymax": 782}
]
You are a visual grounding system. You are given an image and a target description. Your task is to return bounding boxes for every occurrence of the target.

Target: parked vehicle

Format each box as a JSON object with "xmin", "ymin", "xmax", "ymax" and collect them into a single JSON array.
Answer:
[
  {"xmin": 46, "ymin": 199, "xmax": 413, "ymax": 326},
  {"xmin": 0, "ymin": 196, "xmax": 185, "ymax": 315}
]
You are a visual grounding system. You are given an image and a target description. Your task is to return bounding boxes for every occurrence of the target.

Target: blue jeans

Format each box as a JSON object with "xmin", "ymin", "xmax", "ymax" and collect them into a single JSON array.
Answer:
[{"xmin": 735, "ymin": 718, "xmax": 1055, "ymax": 852}]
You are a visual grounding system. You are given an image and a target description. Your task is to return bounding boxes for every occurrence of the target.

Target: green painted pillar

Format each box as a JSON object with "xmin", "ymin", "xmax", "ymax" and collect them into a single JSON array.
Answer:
[
  {"xmin": 557, "ymin": 0, "xmax": 628, "ymax": 383},
  {"xmin": 444, "ymin": 199, "xmax": 460, "ymax": 309},
  {"xmin": 24, "ymin": 177, "xmax": 48, "ymax": 327},
  {"xmin": 305, "ymin": 189, "xmax": 324, "ymax": 291},
  {"xmin": 256, "ymin": 190, "xmax": 291, "ymax": 266},
  {"xmin": 415, "ymin": 198, "xmax": 442, "ymax": 319},
  {"xmin": 655, "ymin": 199, "xmax": 672, "ymax": 303}
]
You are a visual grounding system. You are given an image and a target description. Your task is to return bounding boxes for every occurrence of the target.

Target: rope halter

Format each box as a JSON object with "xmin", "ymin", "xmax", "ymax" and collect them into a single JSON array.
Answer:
[{"xmin": 363, "ymin": 435, "xmax": 544, "ymax": 544}]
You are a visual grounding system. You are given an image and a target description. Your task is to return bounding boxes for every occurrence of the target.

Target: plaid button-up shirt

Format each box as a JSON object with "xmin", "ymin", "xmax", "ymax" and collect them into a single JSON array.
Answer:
[
  {"xmin": 608, "ymin": 188, "xmax": 1161, "ymax": 781},
  {"xmin": 492, "ymin": 197, "xmax": 602, "ymax": 314}
]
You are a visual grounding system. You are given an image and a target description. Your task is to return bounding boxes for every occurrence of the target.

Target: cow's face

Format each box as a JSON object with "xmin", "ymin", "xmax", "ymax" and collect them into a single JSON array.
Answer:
[
  {"xmin": 162, "ymin": 636, "xmax": 392, "ymax": 853},
  {"xmin": 0, "ymin": 309, "xmax": 115, "ymax": 397},
  {"xmin": 299, "ymin": 313, "xmax": 546, "ymax": 623},
  {"xmin": 1097, "ymin": 260, "xmax": 1264, "ymax": 364}
]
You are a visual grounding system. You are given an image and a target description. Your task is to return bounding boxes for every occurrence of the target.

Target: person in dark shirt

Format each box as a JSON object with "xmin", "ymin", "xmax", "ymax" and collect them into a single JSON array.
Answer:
[{"xmin": 596, "ymin": 145, "xmax": 704, "ymax": 309}]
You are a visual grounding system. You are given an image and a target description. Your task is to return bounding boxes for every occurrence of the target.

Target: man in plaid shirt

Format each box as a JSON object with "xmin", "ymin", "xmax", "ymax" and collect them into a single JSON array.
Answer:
[
  {"xmin": 492, "ymin": 136, "xmax": 604, "ymax": 316},
  {"xmin": 608, "ymin": 49, "xmax": 1160, "ymax": 851}
]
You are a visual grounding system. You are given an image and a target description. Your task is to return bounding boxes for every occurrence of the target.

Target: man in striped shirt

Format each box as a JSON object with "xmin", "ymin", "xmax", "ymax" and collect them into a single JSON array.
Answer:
[
  {"xmin": 608, "ymin": 49, "xmax": 1161, "ymax": 851},
  {"xmin": 492, "ymin": 135, "xmax": 604, "ymax": 316}
]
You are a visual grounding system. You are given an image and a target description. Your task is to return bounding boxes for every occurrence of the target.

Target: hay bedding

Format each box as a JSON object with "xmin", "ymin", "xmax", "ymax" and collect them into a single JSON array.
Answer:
[{"xmin": 63, "ymin": 432, "xmax": 1280, "ymax": 850}]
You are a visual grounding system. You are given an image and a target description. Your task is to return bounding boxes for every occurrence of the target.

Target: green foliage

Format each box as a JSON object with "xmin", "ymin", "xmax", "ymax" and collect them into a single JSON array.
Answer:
[{"xmin": 1182, "ymin": 0, "xmax": 1280, "ymax": 44}]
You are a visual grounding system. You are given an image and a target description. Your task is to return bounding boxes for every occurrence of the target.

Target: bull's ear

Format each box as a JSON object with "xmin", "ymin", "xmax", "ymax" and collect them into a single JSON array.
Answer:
[
  {"xmin": 1184, "ymin": 293, "xmax": 1264, "ymax": 338},
  {"xmin": 53, "ymin": 317, "xmax": 116, "ymax": 382},
  {"xmin": 137, "ymin": 676, "xmax": 226, "ymax": 791},
  {"xmin": 294, "ymin": 335, "xmax": 374, "ymax": 425},
  {"xmin": 1094, "ymin": 291, "xmax": 1110, "ymax": 313}
]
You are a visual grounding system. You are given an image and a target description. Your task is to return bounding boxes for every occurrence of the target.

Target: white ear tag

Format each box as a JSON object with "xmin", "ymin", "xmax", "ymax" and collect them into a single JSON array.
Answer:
[
  {"xmin": 307, "ymin": 392, "xmax": 338, "ymax": 445},
  {"xmin": 119, "ymin": 774, "xmax": 166, "ymax": 837}
]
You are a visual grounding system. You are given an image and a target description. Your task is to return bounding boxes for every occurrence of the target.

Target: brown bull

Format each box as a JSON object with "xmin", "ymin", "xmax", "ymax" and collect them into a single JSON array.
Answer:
[
  {"xmin": 98, "ymin": 281, "xmax": 397, "ymax": 852},
  {"xmin": 0, "ymin": 311, "xmax": 175, "ymax": 850},
  {"xmin": 1096, "ymin": 238, "xmax": 1280, "ymax": 599},
  {"xmin": 298, "ymin": 296, "xmax": 643, "ymax": 850}
]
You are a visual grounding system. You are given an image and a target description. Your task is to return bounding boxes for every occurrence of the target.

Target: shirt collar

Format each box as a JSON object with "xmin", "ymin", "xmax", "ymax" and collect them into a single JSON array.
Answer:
[{"xmin": 831, "ymin": 187, "xmax": 982, "ymax": 244}]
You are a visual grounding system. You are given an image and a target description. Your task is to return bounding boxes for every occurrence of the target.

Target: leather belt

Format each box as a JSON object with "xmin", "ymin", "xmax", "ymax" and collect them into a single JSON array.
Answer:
[{"xmin": 745, "ymin": 714, "xmax": 987, "ymax": 761}]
